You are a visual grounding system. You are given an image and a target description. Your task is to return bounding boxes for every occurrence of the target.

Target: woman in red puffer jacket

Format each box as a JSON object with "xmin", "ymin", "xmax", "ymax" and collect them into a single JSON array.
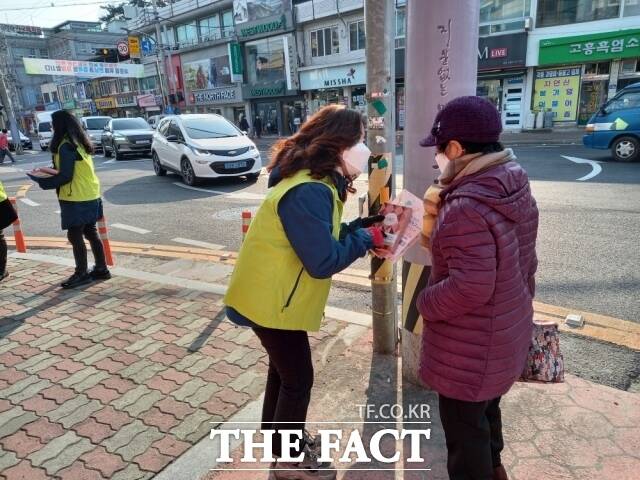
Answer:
[{"xmin": 417, "ymin": 96, "xmax": 539, "ymax": 480}]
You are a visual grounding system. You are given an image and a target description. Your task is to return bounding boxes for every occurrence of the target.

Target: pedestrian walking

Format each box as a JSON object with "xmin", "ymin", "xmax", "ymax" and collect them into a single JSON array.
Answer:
[
  {"xmin": 0, "ymin": 179, "xmax": 18, "ymax": 281},
  {"xmin": 28, "ymin": 110, "xmax": 111, "ymax": 289},
  {"xmin": 416, "ymin": 96, "xmax": 539, "ymax": 480},
  {"xmin": 239, "ymin": 115, "xmax": 250, "ymax": 134},
  {"xmin": 224, "ymin": 105, "xmax": 386, "ymax": 479},
  {"xmin": 0, "ymin": 129, "xmax": 16, "ymax": 164},
  {"xmin": 254, "ymin": 115, "xmax": 263, "ymax": 138}
]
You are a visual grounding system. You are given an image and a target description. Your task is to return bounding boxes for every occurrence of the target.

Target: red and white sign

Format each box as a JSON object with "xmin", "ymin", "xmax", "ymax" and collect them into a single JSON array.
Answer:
[
  {"xmin": 490, "ymin": 47, "xmax": 508, "ymax": 58},
  {"xmin": 137, "ymin": 94, "xmax": 157, "ymax": 108},
  {"xmin": 117, "ymin": 41, "xmax": 129, "ymax": 56}
]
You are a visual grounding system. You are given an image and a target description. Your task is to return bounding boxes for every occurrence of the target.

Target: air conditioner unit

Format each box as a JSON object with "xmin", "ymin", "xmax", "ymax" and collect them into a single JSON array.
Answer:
[{"xmin": 524, "ymin": 17, "xmax": 533, "ymax": 31}]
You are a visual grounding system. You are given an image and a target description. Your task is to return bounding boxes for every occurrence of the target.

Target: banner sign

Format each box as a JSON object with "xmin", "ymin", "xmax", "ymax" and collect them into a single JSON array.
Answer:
[
  {"xmin": 539, "ymin": 28, "xmax": 640, "ymax": 65},
  {"xmin": 533, "ymin": 67, "xmax": 580, "ymax": 121},
  {"xmin": 190, "ymin": 85, "xmax": 242, "ymax": 105},
  {"xmin": 23, "ymin": 58, "xmax": 145, "ymax": 78},
  {"xmin": 228, "ymin": 42, "xmax": 244, "ymax": 83},
  {"xmin": 95, "ymin": 97, "xmax": 117, "ymax": 109},
  {"xmin": 137, "ymin": 94, "xmax": 157, "ymax": 108},
  {"xmin": 300, "ymin": 62, "xmax": 366, "ymax": 90}
]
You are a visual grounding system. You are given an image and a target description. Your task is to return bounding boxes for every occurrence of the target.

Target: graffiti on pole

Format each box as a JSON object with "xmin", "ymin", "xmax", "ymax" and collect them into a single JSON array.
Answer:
[{"xmin": 437, "ymin": 19, "xmax": 453, "ymax": 109}]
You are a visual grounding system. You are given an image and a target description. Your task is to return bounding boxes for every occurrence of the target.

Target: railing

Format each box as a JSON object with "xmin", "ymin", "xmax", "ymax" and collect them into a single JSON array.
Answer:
[
  {"xmin": 294, "ymin": 0, "xmax": 364, "ymax": 23},
  {"xmin": 128, "ymin": 0, "xmax": 226, "ymax": 30}
]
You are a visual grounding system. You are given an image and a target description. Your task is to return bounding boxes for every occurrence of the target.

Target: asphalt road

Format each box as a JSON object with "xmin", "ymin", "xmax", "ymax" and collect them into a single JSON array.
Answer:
[{"xmin": 1, "ymin": 141, "xmax": 639, "ymax": 390}]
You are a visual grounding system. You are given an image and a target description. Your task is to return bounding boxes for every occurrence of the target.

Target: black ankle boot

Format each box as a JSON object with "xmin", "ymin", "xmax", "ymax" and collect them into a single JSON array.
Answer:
[
  {"xmin": 89, "ymin": 266, "xmax": 111, "ymax": 280},
  {"xmin": 61, "ymin": 271, "xmax": 92, "ymax": 289}
]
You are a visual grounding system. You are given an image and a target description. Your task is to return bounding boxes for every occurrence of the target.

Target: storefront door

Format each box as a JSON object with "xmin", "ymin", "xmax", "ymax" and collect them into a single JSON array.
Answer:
[
  {"xmin": 255, "ymin": 101, "xmax": 279, "ymax": 136},
  {"xmin": 502, "ymin": 76, "xmax": 524, "ymax": 129},
  {"xmin": 579, "ymin": 80, "xmax": 609, "ymax": 125}
]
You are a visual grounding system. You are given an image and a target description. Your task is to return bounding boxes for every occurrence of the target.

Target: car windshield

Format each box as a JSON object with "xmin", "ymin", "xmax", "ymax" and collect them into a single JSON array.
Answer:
[
  {"xmin": 182, "ymin": 117, "xmax": 240, "ymax": 139},
  {"xmin": 112, "ymin": 118, "xmax": 151, "ymax": 130},
  {"xmin": 39, "ymin": 122, "xmax": 51, "ymax": 132},
  {"xmin": 86, "ymin": 118, "xmax": 110, "ymax": 130}
]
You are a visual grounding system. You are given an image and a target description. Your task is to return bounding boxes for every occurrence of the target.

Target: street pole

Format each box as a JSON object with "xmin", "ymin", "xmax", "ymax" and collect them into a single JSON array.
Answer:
[
  {"xmin": 401, "ymin": 0, "xmax": 480, "ymax": 383},
  {"xmin": 151, "ymin": 0, "xmax": 170, "ymax": 112},
  {"xmin": 365, "ymin": 0, "xmax": 397, "ymax": 354},
  {"xmin": 0, "ymin": 71, "xmax": 23, "ymax": 155}
]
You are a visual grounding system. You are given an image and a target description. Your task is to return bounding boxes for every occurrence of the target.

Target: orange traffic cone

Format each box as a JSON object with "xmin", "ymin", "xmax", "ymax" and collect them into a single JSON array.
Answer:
[{"xmin": 9, "ymin": 197, "xmax": 26, "ymax": 253}]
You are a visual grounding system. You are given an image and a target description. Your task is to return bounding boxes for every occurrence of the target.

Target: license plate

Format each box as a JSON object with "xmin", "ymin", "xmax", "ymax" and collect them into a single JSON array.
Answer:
[
  {"xmin": 225, "ymin": 161, "xmax": 248, "ymax": 169},
  {"xmin": 136, "ymin": 140, "xmax": 150, "ymax": 144}
]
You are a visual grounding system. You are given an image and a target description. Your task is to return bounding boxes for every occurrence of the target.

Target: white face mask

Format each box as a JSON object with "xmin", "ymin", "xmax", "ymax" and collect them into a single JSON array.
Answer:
[
  {"xmin": 342, "ymin": 142, "xmax": 371, "ymax": 177},
  {"xmin": 435, "ymin": 152, "xmax": 450, "ymax": 173}
]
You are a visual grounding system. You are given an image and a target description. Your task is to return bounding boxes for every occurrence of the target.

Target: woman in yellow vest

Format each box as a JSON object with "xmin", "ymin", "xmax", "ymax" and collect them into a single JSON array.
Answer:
[
  {"xmin": 224, "ymin": 105, "xmax": 385, "ymax": 479},
  {"xmin": 0, "ymin": 179, "xmax": 18, "ymax": 281},
  {"xmin": 29, "ymin": 110, "xmax": 110, "ymax": 289}
]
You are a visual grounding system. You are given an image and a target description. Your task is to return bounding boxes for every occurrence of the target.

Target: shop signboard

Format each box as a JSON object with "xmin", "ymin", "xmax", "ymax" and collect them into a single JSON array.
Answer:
[
  {"xmin": 233, "ymin": 0, "xmax": 293, "ymax": 40},
  {"xmin": 533, "ymin": 67, "xmax": 581, "ymax": 122},
  {"xmin": 95, "ymin": 97, "xmax": 117, "ymax": 110},
  {"xmin": 23, "ymin": 58, "xmax": 144, "ymax": 78},
  {"xmin": 137, "ymin": 94, "xmax": 157, "ymax": 108},
  {"xmin": 116, "ymin": 95, "xmax": 137, "ymax": 107},
  {"xmin": 478, "ymin": 32, "xmax": 527, "ymax": 71},
  {"xmin": 300, "ymin": 63, "xmax": 366, "ymax": 90},
  {"xmin": 190, "ymin": 85, "xmax": 242, "ymax": 105},
  {"xmin": 539, "ymin": 29, "xmax": 640, "ymax": 65},
  {"xmin": 242, "ymin": 81, "xmax": 287, "ymax": 98},
  {"xmin": 62, "ymin": 100, "xmax": 76, "ymax": 109}
]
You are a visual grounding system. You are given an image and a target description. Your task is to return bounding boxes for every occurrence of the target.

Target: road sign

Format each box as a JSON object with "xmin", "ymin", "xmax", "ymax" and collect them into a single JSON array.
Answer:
[
  {"xmin": 117, "ymin": 41, "xmax": 129, "ymax": 57},
  {"xmin": 141, "ymin": 38, "xmax": 153, "ymax": 56},
  {"xmin": 128, "ymin": 36, "xmax": 141, "ymax": 59}
]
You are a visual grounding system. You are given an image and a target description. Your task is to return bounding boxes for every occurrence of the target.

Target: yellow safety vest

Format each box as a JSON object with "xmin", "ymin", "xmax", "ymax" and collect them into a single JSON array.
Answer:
[
  {"xmin": 224, "ymin": 169, "xmax": 344, "ymax": 332},
  {"xmin": 0, "ymin": 181, "xmax": 6, "ymax": 203},
  {"xmin": 53, "ymin": 138, "xmax": 100, "ymax": 202}
]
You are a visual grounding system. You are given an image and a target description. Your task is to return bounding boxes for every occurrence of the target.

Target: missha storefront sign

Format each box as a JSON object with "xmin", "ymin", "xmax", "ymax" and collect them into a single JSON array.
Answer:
[
  {"xmin": 300, "ymin": 63, "xmax": 366, "ymax": 90},
  {"xmin": 190, "ymin": 85, "xmax": 242, "ymax": 105}
]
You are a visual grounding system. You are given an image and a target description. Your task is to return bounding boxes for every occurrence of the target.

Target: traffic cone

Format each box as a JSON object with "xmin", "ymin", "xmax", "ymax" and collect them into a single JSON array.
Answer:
[
  {"xmin": 242, "ymin": 210, "xmax": 252, "ymax": 242},
  {"xmin": 97, "ymin": 216, "xmax": 115, "ymax": 267},
  {"xmin": 9, "ymin": 197, "xmax": 27, "ymax": 253}
]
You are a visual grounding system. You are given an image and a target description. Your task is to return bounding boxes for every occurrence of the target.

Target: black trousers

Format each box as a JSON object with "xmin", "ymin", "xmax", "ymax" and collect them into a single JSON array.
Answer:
[
  {"xmin": 67, "ymin": 224, "xmax": 106, "ymax": 274},
  {"xmin": 438, "ymin": 394, "xmax": 504, "ymax": 480},
  {"xmin": 0, "ymin": 230, "xmax": 6, "ymax": 275},
  {"xmin": 253, "ymin": 326, "xmax": 313, "ymax": 457}
]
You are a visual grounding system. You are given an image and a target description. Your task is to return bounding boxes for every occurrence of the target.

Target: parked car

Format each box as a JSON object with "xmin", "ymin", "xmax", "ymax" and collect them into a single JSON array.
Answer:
[
  {"xmin": 151, "ymin": 114, "xmax": 262, "ymax": 186},
  {"xmin": 102, "ymin": 117, "xmax": 154, "ymax": 160},
  {"xmin": 81, "ymin": 116, "xmax": 111, "ymax": 152},
  {"xmin": 583, "ymin": 81, "xmax": 640, "ymax": 162},
  {"xmin": 7, "ymin": 130, "xmax": 33, "ymax": 151},
  {"xmin": 148, "ymin": 114, "xmax": 166, "ymax": 129}
]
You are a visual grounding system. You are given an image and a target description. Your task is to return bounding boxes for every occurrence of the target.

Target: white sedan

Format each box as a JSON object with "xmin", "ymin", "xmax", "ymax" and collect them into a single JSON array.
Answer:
[{"xmin": 151, "ymin": 114, "xmax": 262, "ymax": 186}]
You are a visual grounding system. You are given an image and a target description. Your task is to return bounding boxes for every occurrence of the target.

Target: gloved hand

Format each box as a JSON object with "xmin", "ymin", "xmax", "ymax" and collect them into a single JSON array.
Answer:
[
  {"xmin": 360, "ymin": 214, "xmax": 385, "ymax": 228},
  {"xmin": 340, "ymin": 215, "xmax": 385, "ymax": 240},
  {"xmin": 366, "ymin": 226, "xmax": 385, "ymax": 249}
]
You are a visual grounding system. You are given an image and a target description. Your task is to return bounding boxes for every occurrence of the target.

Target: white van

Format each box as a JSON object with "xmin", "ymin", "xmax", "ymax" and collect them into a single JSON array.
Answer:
[
  {"xmin": 36, "ymin": 112, "xmax": 54, "ymax": 151},
  {"xmin": 81, "ymin": 116, "xmax": 111, "ymax": 151}
]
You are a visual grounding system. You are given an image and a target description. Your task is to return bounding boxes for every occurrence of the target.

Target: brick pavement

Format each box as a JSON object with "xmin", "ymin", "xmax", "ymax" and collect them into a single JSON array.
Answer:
[{"xmin": 0, "ymin": 258, "xmax": 347, "ymax": 480}]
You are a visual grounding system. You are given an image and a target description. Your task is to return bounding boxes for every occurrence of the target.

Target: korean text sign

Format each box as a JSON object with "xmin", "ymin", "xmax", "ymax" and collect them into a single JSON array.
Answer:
[
  {"xmin": 533, "ymin": 68, "xmax": 581, "ymax": 122},
  {"xmin": 539, "ymin": 29, "xmax": 640, "ymax": 65}
]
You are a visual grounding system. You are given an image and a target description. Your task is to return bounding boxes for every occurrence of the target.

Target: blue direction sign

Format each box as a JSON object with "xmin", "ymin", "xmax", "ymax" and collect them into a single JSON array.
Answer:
[{"xmin": 141, "ymin": 38, "xmax": 154, "ymax": 56}]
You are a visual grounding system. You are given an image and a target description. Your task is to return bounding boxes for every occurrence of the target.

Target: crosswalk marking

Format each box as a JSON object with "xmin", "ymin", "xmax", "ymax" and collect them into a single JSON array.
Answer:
[
  {"xmin": 110, "ymin": 223, "xmax": 151, "ymax": 235},
  {"xmin": 171, "ymin": 237, "xmax": 226, "ymax": 251},
  {"xmin": 19, "ymin": 198, "xmax": 40, "ymax": 207}
]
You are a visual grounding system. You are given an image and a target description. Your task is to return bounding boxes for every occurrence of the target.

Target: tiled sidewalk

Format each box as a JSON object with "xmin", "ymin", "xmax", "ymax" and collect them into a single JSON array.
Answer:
[{"xmin": 0, "ymin": 259, "xmax": 344, "ymax": 480}]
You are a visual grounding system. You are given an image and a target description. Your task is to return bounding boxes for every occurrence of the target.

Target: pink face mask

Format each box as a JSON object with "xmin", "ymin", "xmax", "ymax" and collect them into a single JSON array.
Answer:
[
  {"xmin": 342, "ymin": 142, "xmax": 371, "ymax": 177},
  {"xmin": 434, "ymin": 152, "xmax": 450, "ymax": 173}
]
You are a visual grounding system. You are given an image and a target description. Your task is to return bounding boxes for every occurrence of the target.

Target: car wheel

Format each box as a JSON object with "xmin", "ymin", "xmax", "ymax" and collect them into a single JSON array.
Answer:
[
  {"xmin": 103, "ymin": 143, "xmax": 112, "ymax": 158},
  {"xmin": 114, "ymin": 144, "xmax": 124, "ymax": 161},
  {"xmin": 40, "ymin": 146, "xmax": 48, "ymax": 151},
  {"xmin": 611, "ymin": 136, "xmax": 639, "ymax": 162},
  {"xmin": 181, "ymin": 158, "xmax": 198, "ymax": 186},
  {"xmin": 152, "ymin": 152, "xmax": 167, "ymax": 176},
  {"xmin": 246, "ymin": 172, "xmax": 260, "ymax": 182}
]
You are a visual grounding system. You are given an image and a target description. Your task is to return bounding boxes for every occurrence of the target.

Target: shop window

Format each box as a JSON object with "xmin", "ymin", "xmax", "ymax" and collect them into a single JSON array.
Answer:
[
  {"xmin": 175, "ymin": 21, "xmax": 198, "ymax": 46},
  {"xmin": 395, "ymin": 8, "xmax": 406, "ymax": 49},
  {"xmin": 623, "ymin": 0, "xmax": 640, "ymax": 16},
  {"xmin": 43, "ymin": 92, "xmax": 51, "ymax": 104},
  {"xmin": 349, "ymin": 20, "xmax": 366, "ymax": 51},
  {"xmin": 536, "ymin": 0, "xmax": 621, "ymax": 28},
  {"xmin": 199, "ymin": 14, "xmax": 221, "ymax": 41},
  {"xmin": 480, "ymin": 0, "xmax": 531, "ymax": 23},
  {"xmin": 245, "ymin": 36, "xmax": 286, "ymax": 84},
  {"xmin": 311, "ymin": 26, "xmax": 339, "ymax": 58},
  {"xmin": 620, "ymin": 59, "xmax": 639, "ymax": 74},
  {"xmin": 584, "ymin": 62, "xmax": 610, "ymax": 75},
  {"xmin": 222, "ymin": 10, "xmax": 234, "ymax": 38}
]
